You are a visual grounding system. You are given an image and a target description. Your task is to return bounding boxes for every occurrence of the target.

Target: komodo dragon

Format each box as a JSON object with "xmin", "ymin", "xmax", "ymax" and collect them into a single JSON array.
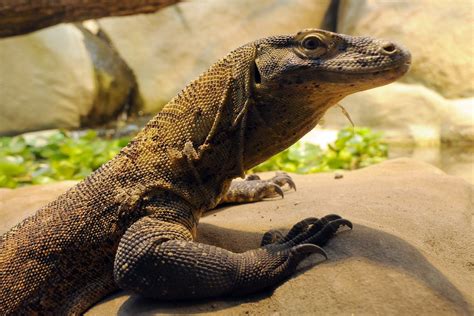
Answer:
[{"xmin": 0, "ymin": 29, "xmax": 410, "ymax": 314}]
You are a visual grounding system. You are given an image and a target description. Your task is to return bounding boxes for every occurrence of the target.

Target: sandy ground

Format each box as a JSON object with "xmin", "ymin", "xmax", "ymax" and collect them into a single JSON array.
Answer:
[{"xmin": 1, "ymin": 158, "xmax": 473, "ymax": 315}]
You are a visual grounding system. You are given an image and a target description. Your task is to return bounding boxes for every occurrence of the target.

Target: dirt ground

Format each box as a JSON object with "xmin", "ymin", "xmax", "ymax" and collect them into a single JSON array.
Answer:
[{"xmin": 1, "ymin": 158, "xmax": 473, "ymax": 315}]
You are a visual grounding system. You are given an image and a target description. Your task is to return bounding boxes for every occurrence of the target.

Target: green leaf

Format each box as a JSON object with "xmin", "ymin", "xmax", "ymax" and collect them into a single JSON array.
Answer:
[{"xmin": 0, "ymin": 156, "xmax": 26, "ymax": 176}]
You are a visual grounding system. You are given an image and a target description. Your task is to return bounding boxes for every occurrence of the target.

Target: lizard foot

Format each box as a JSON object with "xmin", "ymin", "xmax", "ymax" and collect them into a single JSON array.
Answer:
[
  {"xmin": 284, "ymin": 215, "xmax": 352, "ymax": 247},
  {"xmin": 260, "ymin": 229, "xmax": 285, "ymax": 246},
  {"xmin": 115, "ymin": 214, "xmax": 351, "ymax": 300},
  {"xmin": 221, "ymin": 172, "xmax": 296, "ymax": 204},
  {"xmin": 260, "ymin": 214, "xmax": 350, "ymax": 247},
  {"xmin": 232, "ymin": 214, "xmax": 351, "ymax": 296}
]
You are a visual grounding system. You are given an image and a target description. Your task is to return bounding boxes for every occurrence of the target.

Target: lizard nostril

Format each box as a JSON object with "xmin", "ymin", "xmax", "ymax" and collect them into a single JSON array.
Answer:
[{"xmin": 381, "ymin": 42, "xmax": 397, "ymax": 55}]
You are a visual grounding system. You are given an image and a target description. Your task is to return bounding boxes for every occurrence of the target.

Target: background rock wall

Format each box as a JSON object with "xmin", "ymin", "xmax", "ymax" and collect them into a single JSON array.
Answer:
[
  {"xmin": 321, "ymin": 0, "xmax": 474, "ymax": 144},
  {"xmin": 0, "ymin": 0, "xmax": 472, "ymax": 144},
  {"xmin": 98, "ymin": 0, "xmax": 332, "ymax": 113},
  {"xmin": 338, "ymin": 0, "xmax": 473, "ymax": 99}
]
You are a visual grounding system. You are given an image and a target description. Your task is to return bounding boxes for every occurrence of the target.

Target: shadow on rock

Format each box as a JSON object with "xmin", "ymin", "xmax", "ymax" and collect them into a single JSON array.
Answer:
[
  {"xmin": 116, "ymin": 290, "xmax": 273, "ymax": 315},
  {"xmin": 302, "ymin": 224, "xmax": 471, "ymax": 314}
]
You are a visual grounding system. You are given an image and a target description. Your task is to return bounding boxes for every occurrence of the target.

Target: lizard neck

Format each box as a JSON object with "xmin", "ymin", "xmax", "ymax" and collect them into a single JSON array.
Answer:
[{"xmin": 242, "ymin": 85, "xmax": 344, "ymax": 169}]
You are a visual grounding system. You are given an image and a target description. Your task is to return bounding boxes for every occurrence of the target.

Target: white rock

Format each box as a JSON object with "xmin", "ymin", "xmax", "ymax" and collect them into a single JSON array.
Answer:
[
  {"xmin": 0, "ymin": 25, "xmax": 95, "ymax": 135},
  {"xmin": 99, "ymin": 0, "xmax": 332, "ymax": 113}
]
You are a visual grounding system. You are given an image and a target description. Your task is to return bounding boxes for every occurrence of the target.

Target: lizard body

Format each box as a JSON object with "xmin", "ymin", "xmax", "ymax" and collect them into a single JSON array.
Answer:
[{"xmin": 0, "ymin": 29, "xmax": 410, "ymax": 314}]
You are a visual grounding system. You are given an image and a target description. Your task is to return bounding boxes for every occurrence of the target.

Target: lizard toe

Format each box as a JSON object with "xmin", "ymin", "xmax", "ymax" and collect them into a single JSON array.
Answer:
[
  {"xmin": 260, "ymin": 230, "xmax": 285, "ymax": 246},
  {"xmin": 270, "ymin": 172, "xmax": 296, "ymax": 191},
  {"xmin": 245, "ymin": 174, "xmax": 261, "ymax": 181},
  {"xmin": 291, "ymin": 243, "xmax": 328, "ymax": 260}
]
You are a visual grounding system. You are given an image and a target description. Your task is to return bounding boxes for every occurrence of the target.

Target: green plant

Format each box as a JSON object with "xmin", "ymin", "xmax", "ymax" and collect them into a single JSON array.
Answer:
[
  {"xmin": 0, "ymin": 130, "xmax": 131, "ymax": 188},
  {"xmin": 250, "ymin": 126, "xmax": 388, "ymax": 174},
  {"xmin": 0, "ymin": 126, "xmax": 387, "ymax": 189}
]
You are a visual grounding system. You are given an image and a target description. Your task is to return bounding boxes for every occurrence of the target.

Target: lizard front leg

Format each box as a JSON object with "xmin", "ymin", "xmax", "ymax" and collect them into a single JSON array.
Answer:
[
  {"xmin": 114, "ymin": 211, "xmax": 351, "ymax": 300},
  {"xmin": 220, "ymin": 172, "xmax": 296, "ymax": 204}
]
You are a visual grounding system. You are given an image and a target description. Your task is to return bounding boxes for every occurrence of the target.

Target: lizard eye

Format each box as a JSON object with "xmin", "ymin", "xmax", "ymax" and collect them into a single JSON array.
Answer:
[
  {"xmin": 302, "ymin": 36, "xmax": 323, "ymax": 50},
  {"xmin": 293, "ymin": 31, "xmax": 329, "ymax": 59}
]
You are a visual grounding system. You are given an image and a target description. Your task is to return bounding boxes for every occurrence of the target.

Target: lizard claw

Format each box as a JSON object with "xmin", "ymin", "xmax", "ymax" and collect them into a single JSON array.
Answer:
[
  {"xmin": 271, "ymin": 172, "xmax": 296, "ymax": 191},
  {"xmin": 286, "ymin": 178, "xmax": 296, "ymax": 191},
  {"xmin": 321, "ymin": 214, "xmax": 342, "ymax": 222},
  {"xmin": 270, "ymin": 183, "xmax": 284, "ymax": 199},
  {"xmin": 329, "ymin": 219, "xmax": 353, "ymax": 231},
  {"xmin": 291, "ymin": 244, "xmax": 328, "ymax": 260}
]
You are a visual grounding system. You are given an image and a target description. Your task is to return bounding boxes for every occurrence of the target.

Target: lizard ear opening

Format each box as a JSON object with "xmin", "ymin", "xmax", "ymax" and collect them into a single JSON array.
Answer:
[{"xmin": 253, "ymin": 61, "xmax": 262, "ymax": 84}]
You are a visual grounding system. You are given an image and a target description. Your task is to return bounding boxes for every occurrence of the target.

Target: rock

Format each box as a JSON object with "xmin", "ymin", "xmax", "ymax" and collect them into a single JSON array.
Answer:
[
  {"xmin": 77, "ymin": 23, "xmax": 141, "ymax": 126},
  {"xmin": 98, "ymin": 0, "xmax": 332, "ymax": 113},
  {"xmin": 1, "ymin": 158, "xmax": 472, "ymax": 314},
  {"xmin": 321, "ymin": 83, "xmax": 447, "ymax": 145},
  {"xmin": 0, "ymin": 181, "xmax": 77, "ymax": 233},
  {"xmin": 438, "ymin": 146, "xmax": 474, "ymax": 185},
  {"xmin": 337, "ymin": 0, "xmax": 474, "ymax": 99},
  {"xmin": 441, "ymin": 98, "xmax": 474, "ymax": 144},
  {"xmin": 0, "ymin": 23, "xmax": 139, "ymax": 136},
  {"xmin": 0, "ymin": 25, "xmax": 95, "ymax": 135}
]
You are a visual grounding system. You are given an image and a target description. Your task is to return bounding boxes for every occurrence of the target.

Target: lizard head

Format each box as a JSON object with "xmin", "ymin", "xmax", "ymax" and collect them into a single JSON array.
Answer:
[
  {"xmin": 243, "ymin": 29, "xmax": 411, "ymax": 168},
  {"xmin": 253, "ymin": 28, "xmax": 411, "ymax": 92}
]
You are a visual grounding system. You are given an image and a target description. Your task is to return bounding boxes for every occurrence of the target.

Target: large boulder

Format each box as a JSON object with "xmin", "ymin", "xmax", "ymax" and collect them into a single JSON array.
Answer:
[
  {"xmin": 337, "ymin": 0, "xmax": 474, "ymax": 99},
  {"xmin": 0, "ymin": 24, "xmax": 139, "ymax": 136},
  {"xmin": 0, "ymin": 25, "xmax": 95, "ymax": 135},
  {"xmin": 1, "ymin": 158, "xmax": 472, "ymax": 314},
  {"xmin": 98, "ymin": 0, "xmax": 332, "ymax": 113}
]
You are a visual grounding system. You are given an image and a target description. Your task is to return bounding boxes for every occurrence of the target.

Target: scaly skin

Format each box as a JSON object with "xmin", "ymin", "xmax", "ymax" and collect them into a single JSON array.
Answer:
[{"xmin": 0, "ymin": 29, "xmax": 410, "ymax": 314}]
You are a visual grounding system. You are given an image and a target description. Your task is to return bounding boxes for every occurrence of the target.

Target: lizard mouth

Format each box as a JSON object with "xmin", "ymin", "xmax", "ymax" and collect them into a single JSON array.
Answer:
[
  {"xmin": 370, "ymin": 60, "xmax": 411, "ymax": 78},
  {"xmin": 318, "ymin": 60, "xmax": 411, "ymax": 84},
  {"xmin": 327, "ymin": 59, "xmax": 411, "ymax": 75}
]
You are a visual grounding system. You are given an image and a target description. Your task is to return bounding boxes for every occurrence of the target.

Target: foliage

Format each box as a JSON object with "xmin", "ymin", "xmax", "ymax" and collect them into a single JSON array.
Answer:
[
  {"xmin": 0, "ymin": 127, "xmax": 387, "ymax": 188},
  {"xmin": 0, "ymin": 130, "xmax": 130, "ymax": 188},
  {"xmin": 250, "ymin": 127, "xmax": 388, "ymax": 174}
]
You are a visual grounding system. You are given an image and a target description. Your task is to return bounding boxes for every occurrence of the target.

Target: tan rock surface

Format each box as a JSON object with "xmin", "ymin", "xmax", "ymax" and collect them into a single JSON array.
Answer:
[
  {"xmin": 0, "ymin": 181, "xmax": 78, "ymax": 234},
  {"xmin": 1, "ymin": 159, "xmax": 473, "ymax": 314},
  {"xmin": 337, "ymin": 0, "xmax": 474, "ymax": 99},
  {"xmin": 98, "ymin": 0, "xmax": 331, "ymax": 113}
]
